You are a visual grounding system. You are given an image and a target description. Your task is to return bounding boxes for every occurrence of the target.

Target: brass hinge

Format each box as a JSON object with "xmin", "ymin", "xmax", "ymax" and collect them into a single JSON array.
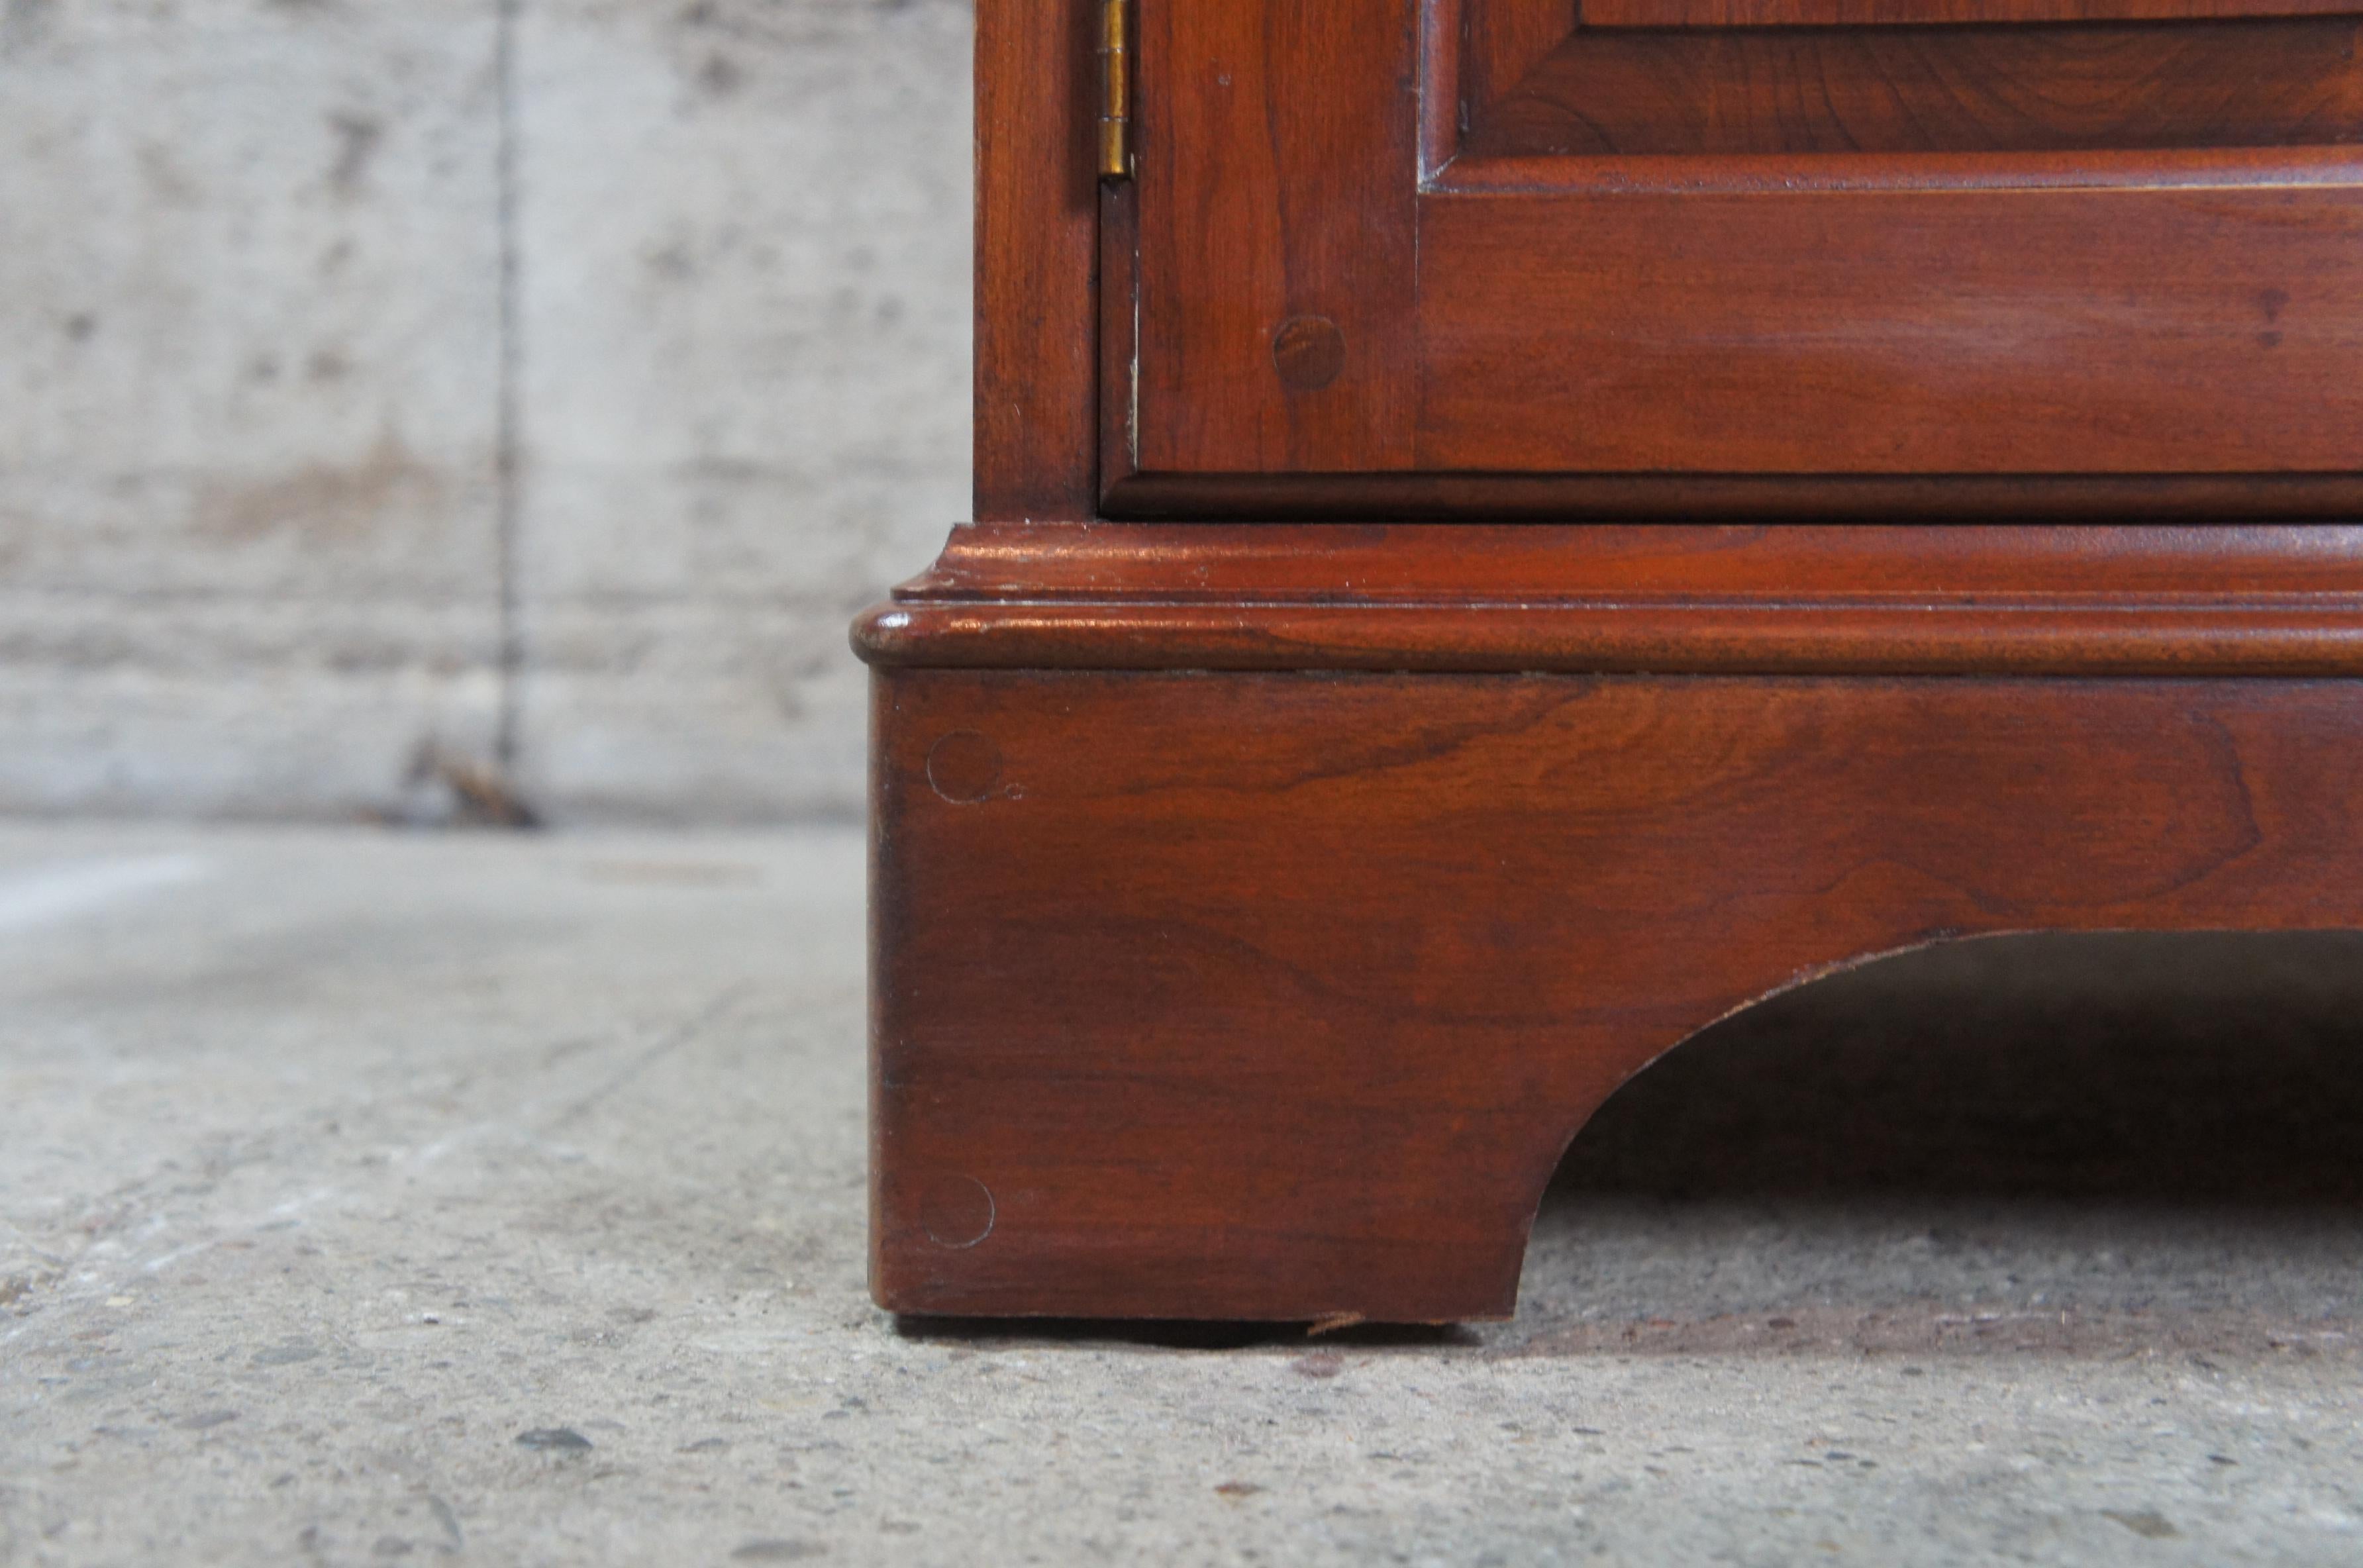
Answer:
[{"xmin": 1098, "ymin": 0, "xmax": 1132, "ymax": 181}]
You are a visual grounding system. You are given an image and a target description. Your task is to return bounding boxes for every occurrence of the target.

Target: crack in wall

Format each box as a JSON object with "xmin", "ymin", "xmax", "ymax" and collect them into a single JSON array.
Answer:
[{"xmin": 493, "ymin": 0, "xmax": 527, "ymax": 780}]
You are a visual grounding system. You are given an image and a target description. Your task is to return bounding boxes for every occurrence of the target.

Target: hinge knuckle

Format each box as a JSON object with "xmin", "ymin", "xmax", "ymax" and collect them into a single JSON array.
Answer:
[{"xmin": 1099, "ymin": 0, "xmax": 1132, "ymax": 181}]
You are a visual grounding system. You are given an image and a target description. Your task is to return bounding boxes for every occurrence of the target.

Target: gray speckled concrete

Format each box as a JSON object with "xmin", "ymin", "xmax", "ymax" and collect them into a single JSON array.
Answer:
[
  {"xmin": 3, "ymin": 824, "xmax": 2361, "ymax": 1565},
  {"xmin": 1, "ymin": 0, "xmax": 966, "ymax": 822}
]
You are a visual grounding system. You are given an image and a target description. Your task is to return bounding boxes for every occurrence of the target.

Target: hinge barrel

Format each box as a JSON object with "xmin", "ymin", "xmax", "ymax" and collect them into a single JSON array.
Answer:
[{"xmin": 1098, "ymin": 0, "xmax": 1132, "ymax": 181}]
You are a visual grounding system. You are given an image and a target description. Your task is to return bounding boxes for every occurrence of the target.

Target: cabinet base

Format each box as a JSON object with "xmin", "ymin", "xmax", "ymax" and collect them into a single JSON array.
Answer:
[{"xmin": 860, "ymin": 524, "xmax": 2363, "ymax": 1322}]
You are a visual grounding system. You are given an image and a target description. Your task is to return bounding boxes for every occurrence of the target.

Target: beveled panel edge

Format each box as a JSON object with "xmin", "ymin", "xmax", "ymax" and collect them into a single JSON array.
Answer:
[
  {"xmin": 852, "ymin": 522, "xmax": 2363, "ymax": 674},
  {"xmin": 1433, "ymin": 142, "xmax": 2363, "ymax": 197}
]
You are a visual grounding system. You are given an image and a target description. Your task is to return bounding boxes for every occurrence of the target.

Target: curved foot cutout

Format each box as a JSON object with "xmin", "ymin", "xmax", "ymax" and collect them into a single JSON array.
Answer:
[{"xmin": 872, "ymin": 670, "xmax": 2363, "ymax": 1321}]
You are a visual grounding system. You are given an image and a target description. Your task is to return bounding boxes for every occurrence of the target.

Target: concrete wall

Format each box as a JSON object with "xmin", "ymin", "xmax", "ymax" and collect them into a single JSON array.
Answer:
[{"xmin": 0, "ymin": 0, "xmax": 970, "ymax": 823}]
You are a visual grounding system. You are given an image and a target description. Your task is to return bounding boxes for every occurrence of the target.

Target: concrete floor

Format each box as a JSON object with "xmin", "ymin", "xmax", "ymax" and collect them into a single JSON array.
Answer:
[{"xmin": 3, "ymin": 824, "xmax": 2360, "ymax": 1565}]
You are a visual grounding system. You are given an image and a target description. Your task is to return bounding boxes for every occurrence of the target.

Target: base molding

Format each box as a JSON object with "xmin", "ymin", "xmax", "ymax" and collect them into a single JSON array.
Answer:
[{"xmin": 857, "ymin": 520, "xmax": 2363, "ymax": 675}]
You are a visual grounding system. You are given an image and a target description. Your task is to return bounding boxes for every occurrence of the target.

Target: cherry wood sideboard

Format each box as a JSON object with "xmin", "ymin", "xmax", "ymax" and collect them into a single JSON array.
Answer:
[{"xmin": 854, "ymin": 0, "xmax": 2363, "ymax": 1322}]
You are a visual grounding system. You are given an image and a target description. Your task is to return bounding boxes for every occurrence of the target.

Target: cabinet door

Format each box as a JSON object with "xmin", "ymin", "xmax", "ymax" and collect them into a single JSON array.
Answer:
[{"xmin": 1109, "ymin": 0, "xmax": 2363, "ymax": 515}]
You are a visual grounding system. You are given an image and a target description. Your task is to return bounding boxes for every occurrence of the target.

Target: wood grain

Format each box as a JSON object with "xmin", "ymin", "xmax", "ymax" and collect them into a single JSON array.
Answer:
[
  {"xmin": 1458, "ymin": 0, "xmax": 1575, "ymax": 164},
  {"xmin": 872, "ymin": 666, "xmax": 2363, "ymax": 1320},
  {"xmin": 1131, "ymin": 0, "xmax": 1421, "ymax": 475},
  {"xmin": 903, "ymin": 0, "xmax": 2363, "ymax": 1326},
  {"xmin": 1415, "ymin": 181, "xmax": 2363, "ymax": 475},
  {"xmin": 1118, "ymin": 0, "xmax": 2363, "ymax": 496},
  {"xmin": 974, "ymin": 0, "xmax": 1099, "ymax": 521},
  {"xmin": 1097, "ymin": 470, "xmax": 2363, "ymax": 520},
  {"xmin": 1466, "ymin": 21, "xmax": 2363, "ymax": 158},
  {"xmin": 1584, "ymin": 0, "xmax": 2360, "ymax": 24},
  {"xmin": 897, "ymin": 520, "xmax": 2363, "ymax": 601},
  {"xmin": 858, "ymin": 521, "xmax": 2363, "ymax": 673}
]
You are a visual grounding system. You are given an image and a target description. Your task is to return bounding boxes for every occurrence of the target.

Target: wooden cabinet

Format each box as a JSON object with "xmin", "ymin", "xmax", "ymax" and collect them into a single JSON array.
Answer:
[{"xmin": 858, "ymin": 0, "xmax": 2363, "ymax": 1323}]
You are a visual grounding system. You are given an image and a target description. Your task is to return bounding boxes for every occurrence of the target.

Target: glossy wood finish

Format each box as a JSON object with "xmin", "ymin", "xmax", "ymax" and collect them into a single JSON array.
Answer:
[
  {"xmin": 1454, "ymin": 0, "xmax": 1574, "ymax": 168},
  {"xmin": 870, "ymin": 665, "xmax": 2363, "ymax": 1320},
  {"xmin": 1414, "ymin": 179, "xmax": 2363, "ymax": 475},
  {"xmin": 1466, "ymin": 21, "xmax": 2363, "ymax": 158},
  {"xmin": 860, "ymin": 522, "xmax": 2363, "ymax": 673},
  {"xmin": 878, "ymin": 0, "xmax": 2363, "ymax": 1323},
  {"xmin": 897, "ymin": 521, "xmax": 2363, "ymax": 603},
  {"xmin": 1121, "ymin": 0, "xmax": 2363, "ymax": 503},
  {"xmin": 975, "ymin": 0, "xmax": 1097, "ymax": 520},
  {"xmin": 1585, "ymin": 0, "xmax": 2358, "ymax": 24},
  {"xmin": 1131, "ymin": 0, "xmax": 1420, "ymax": 475},
  {"xmin": 1100, "ymin": 471, "xmax": 2363, "ymax": 521}
]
